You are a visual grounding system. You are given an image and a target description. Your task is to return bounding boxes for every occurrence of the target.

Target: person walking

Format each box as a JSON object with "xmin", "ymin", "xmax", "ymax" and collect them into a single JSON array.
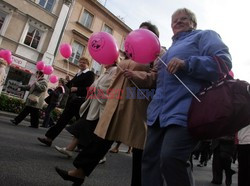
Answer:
[
  {"xmin": 236, "ymin": 125, "xmax": 250, "ymax": 186},
  {"xmin": 211, "ymin": 136, "xmax": 236, "ymax": 186},
  {"xmin": 10, "ymin": 71, "xmax": 48, "ymax": 128},
  {"xmin": 0, "ymin": 58, "xmax": 7, "ymax": 93},
  {"xmin": 141, "ymin": 8, "xmax": 232, "ymax": 186},
  {"xmin": 41, "ymin": 78, "xmax": 66, "ymax": 128},
  {"xmin": 54, "ymin": 63, "xmax": 117, "ymax": 158},
  {"xmin": 37, "ymin": 57, "xmax": 95, "ymax": 146},
  {"xmin": 54, "ymin": 21, "xmax": 162, "ymax": 186}
]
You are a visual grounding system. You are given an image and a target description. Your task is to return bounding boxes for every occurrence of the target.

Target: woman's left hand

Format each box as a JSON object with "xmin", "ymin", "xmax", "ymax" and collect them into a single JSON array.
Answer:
[
  {"xmin": 167, "ymin": 57, "xmax": 186, "ymax": 74},
  {"xmin": 123, "ymin": 69, "xmax": 135, "ymax": 80}
]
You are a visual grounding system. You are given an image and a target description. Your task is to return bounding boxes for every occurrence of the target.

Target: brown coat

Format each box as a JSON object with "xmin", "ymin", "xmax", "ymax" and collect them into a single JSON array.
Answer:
[{"xmin": 94, "ymin": 59, "xmax": 157, "ymax": 149}]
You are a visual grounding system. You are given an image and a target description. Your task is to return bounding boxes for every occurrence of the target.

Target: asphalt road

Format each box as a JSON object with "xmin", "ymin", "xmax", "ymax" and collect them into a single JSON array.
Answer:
[{"xmin": 0, "ymin": 112, "xmax": 238, "ymax": 186}]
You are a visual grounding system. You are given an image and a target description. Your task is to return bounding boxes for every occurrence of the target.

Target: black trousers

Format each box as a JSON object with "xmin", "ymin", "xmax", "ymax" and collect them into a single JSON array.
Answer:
[
  {"xmin": 45, "ymin": 97, "xmax": 84, "ymax": 140},
  {"xmin": 238, "ymin": 144, "xmax": 250, "ymax": 186},
  {"xmin": 42, "ymin": 103, "xmax": 56, "ymax": 127},
  {"xmin": 73, "ymin": 134, "xmax": 113, "ymax": 176},
  {"xmin": 15, "ymin": 106, "xmax": 39, "ymax": 127},
  {"xmin": 131, "ymin": 148, "xmax": 143, "ymax": 186},
  {"xmin": 73, "ymin": 132, "xmax": 143, "ymax": 184},
  {"xmin": 212, "ymin": 148, "xmax": 232, "ymax": 184}
]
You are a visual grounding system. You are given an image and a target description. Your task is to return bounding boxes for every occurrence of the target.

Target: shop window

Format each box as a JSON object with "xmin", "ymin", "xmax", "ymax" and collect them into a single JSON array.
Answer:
[
  {"xmin": 79, "ymin": 10, "xmax": 94, "ymax": 29},
  {"xmin": 2, "ymin": 67, "xmax": 31, "ymax": 99},
  {"xmin": 69, "ymin": 41, "xmax": 85, "ymax": 65},
  {"xmin": 24, "ymin": 25, "xmax": 42, "ymax": 49}
]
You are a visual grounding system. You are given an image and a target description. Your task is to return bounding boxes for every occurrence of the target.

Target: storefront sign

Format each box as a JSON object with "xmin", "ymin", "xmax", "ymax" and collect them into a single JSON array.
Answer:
[{"xmin": 12, "ymin": 56, "xmax": 27, "ymax": 68}]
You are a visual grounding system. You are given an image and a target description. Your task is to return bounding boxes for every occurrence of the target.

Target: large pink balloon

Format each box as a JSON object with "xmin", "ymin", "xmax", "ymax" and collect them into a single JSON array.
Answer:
[
  {"xmin": 59, "ymin": 43, "xmax": 72, "ymax": 59},
  {"xmin": 88, "ymin": 32, "xmax": 119, "ymax": 65},
  {"xmin": 124, "ymin": 29, "xmax": 161, "ymax": 64},
  {"xmin": 36, "ymin": 61, "xmax": 45, "ymax": 71},
  {"xmin": 49, "ymin": 75, "xmax": 58, "ymax": 84},
  {"xmin": 43, "ymin": 65, "xmax": 54, "ymax": 75}
]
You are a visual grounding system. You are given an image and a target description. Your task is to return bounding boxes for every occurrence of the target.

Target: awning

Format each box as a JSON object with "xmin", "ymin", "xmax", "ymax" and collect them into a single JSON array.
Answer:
[{"xmin": 10, "ymin": 64, "xmax": 33, "ymax": 74}]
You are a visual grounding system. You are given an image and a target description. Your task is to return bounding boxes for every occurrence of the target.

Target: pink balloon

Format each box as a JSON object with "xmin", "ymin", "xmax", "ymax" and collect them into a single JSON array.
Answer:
[
  {"xmin": 88, "ymin": 32, "xmax": 119, "ymax": 65},
  {"xmin": 43, "ymin": 65, "xmax": 54, "ymax": 75},
  {"xmin": 59, "ymin": 43, "xmax": 72, "ymax": 59},
  {"xmin": 124, "ymin": 29, "xmax": 161, "ymax": 64},
  {"xmin": 36, "ymin": 61, "xmax": 45, "ymax": 71},
  {"xmin": 6, "ymin": 55, "xmax": 13, "ymax": 65},
  {"xmin": 0, "ymin": 50, "xmax": 12, "ymax": 62},
  {"xmin": 49, "ymin": 75, "xmax": 58, "ymax": 84}
]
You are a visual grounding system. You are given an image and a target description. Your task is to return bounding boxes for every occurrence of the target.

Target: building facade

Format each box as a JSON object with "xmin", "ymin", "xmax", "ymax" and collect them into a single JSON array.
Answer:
[
  {"xmin": 53, "ymin": 0, "xmax": 131, "ymax": 79},
  {"xmin": 0, "ymin": 0, "xmax": 131, "ymax": 99},
  {"xmin": 0, "ymin": 0, "xmax": 72, "ymax": 98}
]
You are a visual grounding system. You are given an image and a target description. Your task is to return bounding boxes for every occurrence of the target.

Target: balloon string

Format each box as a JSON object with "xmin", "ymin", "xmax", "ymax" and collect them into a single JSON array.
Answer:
[
  {"xmin": 116, "ymin": 64, "xmax": 150, "ymax": 101},
  {"xmin": 157, "ymin": 57, "xmax": 201, "ymax": 102},
  {"xmin": 67, "ymin": 59, "xmax": 69, "ymax": 76}
]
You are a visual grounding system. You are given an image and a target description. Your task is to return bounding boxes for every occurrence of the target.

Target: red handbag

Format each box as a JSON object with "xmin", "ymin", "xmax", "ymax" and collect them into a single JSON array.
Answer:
[{"xmin": 188, "ymin": 59, "xmax": 250, "ymax": 140}]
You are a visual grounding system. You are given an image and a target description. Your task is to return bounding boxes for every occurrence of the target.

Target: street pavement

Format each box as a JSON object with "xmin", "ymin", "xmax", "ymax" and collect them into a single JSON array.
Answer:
[{"xmin": 0, "ymin": 111, "xmax": 238, "ymax": 186}]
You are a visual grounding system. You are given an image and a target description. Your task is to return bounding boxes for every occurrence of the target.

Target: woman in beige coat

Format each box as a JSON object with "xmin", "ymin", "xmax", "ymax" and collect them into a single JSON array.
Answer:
[
  {"xmin": 55, "ymin": 22, "xmax": 159, "ymax": 186},
  {"xmin": 55, "ymin": 58, "xmax": 157, "ymax": 186},
  {"xmin": 10, "ymin": 71, "xmax": 48, "ymax": 128}
]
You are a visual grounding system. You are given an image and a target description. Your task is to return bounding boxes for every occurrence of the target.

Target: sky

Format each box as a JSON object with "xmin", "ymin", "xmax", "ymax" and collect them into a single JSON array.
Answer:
[{"xmin": 98, "ymin": 0, "xmax": 250, "ymax": 82}]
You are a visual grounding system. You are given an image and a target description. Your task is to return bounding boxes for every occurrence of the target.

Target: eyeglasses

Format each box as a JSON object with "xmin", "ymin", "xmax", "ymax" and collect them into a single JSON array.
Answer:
[{"xmin": 172, "ymin": 16, "xmax": 190, "ymax": 24}]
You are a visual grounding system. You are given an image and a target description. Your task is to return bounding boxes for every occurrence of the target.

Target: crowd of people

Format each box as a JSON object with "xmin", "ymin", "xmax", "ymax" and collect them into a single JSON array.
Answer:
[{"xmin": 2, "ymin": 7, "xmax": 250, "ymax": 186}]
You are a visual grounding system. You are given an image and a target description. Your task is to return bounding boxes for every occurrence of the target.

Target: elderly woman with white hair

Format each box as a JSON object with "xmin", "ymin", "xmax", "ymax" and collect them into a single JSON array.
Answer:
[{"xmin": 142, "ymin": 8, "xmax": 232, "ymax": 186}]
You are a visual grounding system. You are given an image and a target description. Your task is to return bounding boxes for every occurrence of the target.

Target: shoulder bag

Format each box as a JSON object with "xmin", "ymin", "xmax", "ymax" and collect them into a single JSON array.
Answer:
[{"xmin": 188, "ymin": 58, "xmax": 250, "ymax": 140}]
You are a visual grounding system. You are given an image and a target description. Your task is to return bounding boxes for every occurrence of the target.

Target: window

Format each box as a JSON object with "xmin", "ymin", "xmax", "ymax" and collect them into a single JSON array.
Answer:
[
  {"xmin": 79, "ymin": 10, "xmax": 94, "ymax": 29},
  {"xmin": 0, "ymin": 11, "xmax": 7, "ymax": 31},
  {"xmin": 103, "ymin": 24, "xmax": 113, "ymax": 34},
  {"xmin": 91, "ymin": 60, "xmax": 102, "ymax": 75},
  {"xmin": 24, "ymin": 25, "xmax": 43, "ymax": 49},
  {"xmin": 38, "ymin": 0, "xmax": 55, "ymax": 12},
  {"xmin": 69, "ymin": 41, "xmax": 85, "ymax": 64},
  {"xmin": 120, "ymin": 39, "xmax": 125, "ymax": 51}
]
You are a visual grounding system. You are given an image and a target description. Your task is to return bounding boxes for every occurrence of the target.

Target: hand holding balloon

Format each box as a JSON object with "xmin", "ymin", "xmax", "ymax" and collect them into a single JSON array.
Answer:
[
  {"xmin": 167, "ymin": 58, "xmax": 186, "ymax": 74},
  {"xmin": 123, "ymin": 69, "xmax": 135, "ymax": 80}
]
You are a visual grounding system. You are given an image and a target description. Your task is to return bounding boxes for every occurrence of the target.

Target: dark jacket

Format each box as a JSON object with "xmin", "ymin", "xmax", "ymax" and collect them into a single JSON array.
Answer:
[
  {"xmin": 46, "ymin": 86, "xmax": 64, "ymax": 106},
  {"xmin": 66, "ymin": 71, "xmax": 95, "ymax": 102}
]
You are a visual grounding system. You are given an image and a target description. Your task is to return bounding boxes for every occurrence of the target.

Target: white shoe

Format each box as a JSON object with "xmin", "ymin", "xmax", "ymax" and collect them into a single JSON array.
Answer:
[
  {"xmin": 99, "ymin": 156, "xmax": 106, "ymax": 164},
  {"xmin": 54, "ymin": 145, "xmax": 73, "ymax": 157}
]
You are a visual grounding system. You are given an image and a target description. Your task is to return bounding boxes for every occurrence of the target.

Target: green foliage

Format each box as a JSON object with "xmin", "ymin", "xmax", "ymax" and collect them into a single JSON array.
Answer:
[
  {"xmin": 0, "ymin": 94, "xmax": 63, "ymax": 121},
  {"xmin": 0, "ymin": 94, "xmax": 24, "ymax": 113}
]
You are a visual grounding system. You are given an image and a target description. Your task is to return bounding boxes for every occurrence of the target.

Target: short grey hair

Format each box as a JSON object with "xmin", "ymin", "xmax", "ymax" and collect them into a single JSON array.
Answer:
[{"xmin": 172, "ymin": 8, "xmax": 197, "ymax": 29}]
